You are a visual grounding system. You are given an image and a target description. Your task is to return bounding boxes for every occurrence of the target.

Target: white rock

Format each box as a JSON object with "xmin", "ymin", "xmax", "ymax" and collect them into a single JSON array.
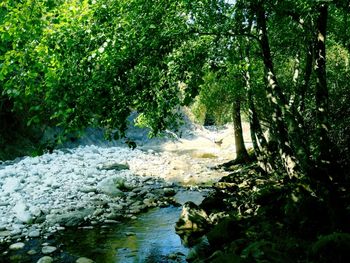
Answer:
[
  {"xmin": 37, "ymin": 256, "xmax": 53, "ymax": 263},
  {"xmin": 2, "ymin": 177, "xmax": 21, "ymax": 194},
  {"xmin": 0, "ymin": 230, "xmax": 11, "ymax": 237},
  {"xmin": 28, "ymin": 229, "xmax": 40, "ymax": 238},
  {"xmin": 27, "ymin": 249, "xmax": 37, "ymax": 255},
  {"xmin": 13, "ymin": 201, "xmax": 32, "ymax": 224},
  {"xmin": 42, "ymin": 245, "xmax": 57, "ymax": 254},
  {"xmin": 76, "ymin": 257, "xmax": 94, "ymax": 263},
  {"xmin": 9, "ymin": 242, "xmax": 25, "ymax": 250},
  {"xmin": 29, "ymin": 206, "xmax": 42, "ymax": 217},
  {"xmin": 97, "ymin": 177, "xmax": 124, "ymax": 197}
]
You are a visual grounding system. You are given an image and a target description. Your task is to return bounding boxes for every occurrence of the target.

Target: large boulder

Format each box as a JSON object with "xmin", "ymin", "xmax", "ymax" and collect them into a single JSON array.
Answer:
[
  {"xmin": 176, "ymin": 202, "xmax": 211, "ymax": 246},
  {"xmin": 176, "ymin": 202, "xmax": 211, "ymax": 233}
]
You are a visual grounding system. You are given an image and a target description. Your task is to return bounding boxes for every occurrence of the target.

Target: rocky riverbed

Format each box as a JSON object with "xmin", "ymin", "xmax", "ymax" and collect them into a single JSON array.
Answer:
[{"xmin": 0, "ymin": 123, "xmax": 251, "ymax": 262}]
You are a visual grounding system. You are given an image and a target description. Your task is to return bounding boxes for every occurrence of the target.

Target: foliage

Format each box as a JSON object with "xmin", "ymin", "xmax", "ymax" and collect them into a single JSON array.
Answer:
[
  {"xmin": 0, "ymin": 1, "xmax": 349, "ymax": 261},
  {"xmin": 2, "ymin": 0, "xmax": 347, "ymax": 171}
]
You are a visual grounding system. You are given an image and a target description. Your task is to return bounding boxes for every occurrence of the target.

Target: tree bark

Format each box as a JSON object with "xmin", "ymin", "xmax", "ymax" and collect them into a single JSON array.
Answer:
[
  {"xmin": 242, "ymin": 53, "xmax": 268, "ymax": 157},
  {"xmin": 314, "ymin": 3, "xmax": 332, "ymax": 167},
  {"xmin": 299, "ymin": 41, "xmax": 313, "ymax": 113},
  {"xmin": 232, "ymin": 99, "xmax": 250, "ymax": 162}
]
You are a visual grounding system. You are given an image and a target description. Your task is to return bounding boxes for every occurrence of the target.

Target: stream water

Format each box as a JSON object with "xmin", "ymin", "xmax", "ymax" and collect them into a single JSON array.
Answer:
[{"xmin": 0, "ymin": 190, "xmax": 207, "ymax": 263}]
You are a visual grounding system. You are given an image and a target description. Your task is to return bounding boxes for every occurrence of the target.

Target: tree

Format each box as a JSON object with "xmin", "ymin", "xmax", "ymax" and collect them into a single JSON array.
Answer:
[{"xmin": 1, "ymin": 0, "xmax": 348, "ymax": 195}]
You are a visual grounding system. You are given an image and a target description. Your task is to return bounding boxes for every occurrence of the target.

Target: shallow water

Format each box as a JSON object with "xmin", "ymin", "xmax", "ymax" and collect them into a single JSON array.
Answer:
[
  {"xmin": 0, "ymin": 190, "xmax": 207, "ymax": 263},
  {"xmin": 56, "ymin": 206, "xmax": 187, "ymax": 263}
]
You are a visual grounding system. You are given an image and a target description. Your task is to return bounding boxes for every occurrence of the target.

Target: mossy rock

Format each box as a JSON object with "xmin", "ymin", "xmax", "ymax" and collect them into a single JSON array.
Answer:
[{"xmin": 310, "ymin": 233, "xmax": 350, "ymax": 263}]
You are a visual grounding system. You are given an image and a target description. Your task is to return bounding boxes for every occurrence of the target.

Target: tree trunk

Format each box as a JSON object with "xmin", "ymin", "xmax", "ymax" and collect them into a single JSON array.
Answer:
[
  {"xmin": 242, "ymin": 52, "xmax": 271, "ymax": 170},
  {"xmin": 299, "ymin": 41, "xmax": 313, "ymax": 113},
  {"xmin": 314, "ymin": 3, "xmax": 332, "ymax": 168},
  {"xmin": 232, "ymin": 99, "xmax": 250, "ymax": 162},
  {"xmin": 256, "ymin": 2, "xmax": 304, "ymax": 179}
]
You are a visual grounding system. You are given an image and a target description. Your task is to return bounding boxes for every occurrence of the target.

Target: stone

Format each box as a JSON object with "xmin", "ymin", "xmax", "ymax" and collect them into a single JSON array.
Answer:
[
  {"xmin": 0, "ymin": 231, "xmax": 11, "ymax": 237},
  {"xmin": 10, "ymin": 228, "xmax": 22, "ymax": 235},
  {"xmin": 45, "ymin": 209, "xmax": 92, "ymax": 227},
  {"xmin": 97, "ymin": 177, "xmax": 125, "ymax": 197},
  {"xmin": 37, "ymin": 256, "xmax": 53, "ymax": 263},
  {"xmin": 175, "ymin": 201, "xmax": 211, "ymax": 234},
  {"xmin": 79, "ymin": 186, "xmax": 96, "ymax": 193},
  {"xmin": 80, "ymin": 226, "xmax": 94, "ymax": 230},
  {"xmin": 132, "ymin": 187, "xmax": 142, "ymax": 193},
  {"xmin": 93, "ymin": 209, "xmax": 104, "ymax": 217},
  {"xmin": 163, "ymin": 188, "xmax": 176, "ymax": 197},
  {"xmin": 29, "ymin": 206, "xmax": 42, "ymax": 217},
  {"xmin": 42, "ymin": 246, "xmax": 57, "ymax": 254},
  {"xmin": 9, "ymin": 242, "xmax": 25, "ymax": 250},
  {"xmin": 106, "ymin": 213, "xmax": 121, "ymax": 220},
  {"xmin": 27, "ymin": 249, "xmax": 37, "ymax": 255},
  {"xmin": 28, "ymin": 229, "xmax": 40, "ymax": 238},
  {"xmin": 2, "ymin": 177, "xmax": 21, "ymax": 194},
  {"xmin": 128, "ymin": 192, "xmax": 137, "ymax": 198},
  {"xmin": 99, "ymin": 162, "xmax": 130, "ymax": 171},
  {"xmin": 13, "ymin": 201, "xmax": 33, "ymax": 224},
  {"xmin": 76, "ymin": 257, "xmax": 95, "ymax": 263},
  {"xmin": 144, "ymin": 193, "xmax": 156, "ymax": 199}
]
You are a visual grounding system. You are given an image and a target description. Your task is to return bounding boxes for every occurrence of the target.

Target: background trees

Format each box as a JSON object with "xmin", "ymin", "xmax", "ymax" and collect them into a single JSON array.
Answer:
[{"xmin": 1, "ymin": 0, "xmax": 349, "ymax": 187}]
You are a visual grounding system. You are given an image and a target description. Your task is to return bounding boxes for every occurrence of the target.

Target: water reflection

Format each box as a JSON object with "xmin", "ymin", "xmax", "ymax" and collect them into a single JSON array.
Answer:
[{"xmin": 56, "ymin": 206, "xmax": 188, "ymax": 262}]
